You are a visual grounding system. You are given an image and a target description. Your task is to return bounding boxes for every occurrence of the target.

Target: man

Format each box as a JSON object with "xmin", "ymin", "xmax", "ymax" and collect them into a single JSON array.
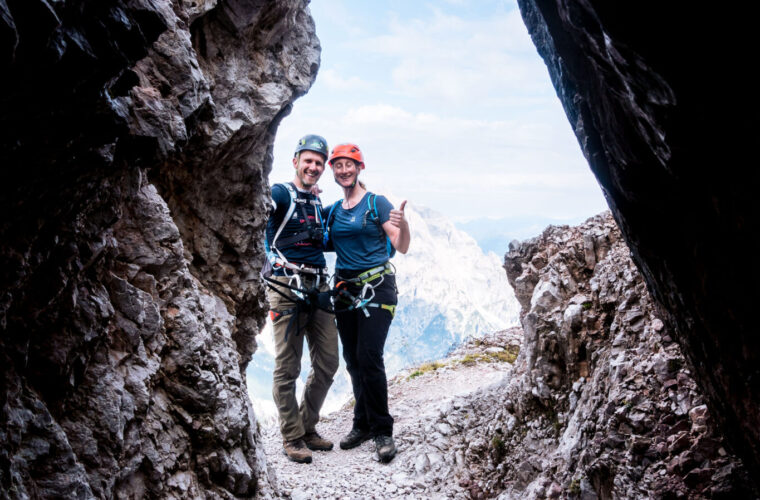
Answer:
[{"xmin": 264, "ymin": 134, "xmax": 338, "ymax": 464}]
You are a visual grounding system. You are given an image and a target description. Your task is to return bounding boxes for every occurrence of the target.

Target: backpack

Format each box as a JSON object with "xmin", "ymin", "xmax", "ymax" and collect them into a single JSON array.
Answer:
[
  {"xmin": 268, "ymin": 183, "xmax": 324, "ymax": 259},
  {"xmin": 323, "ymin": 193, "xmax": 396, "ymax": 259}
]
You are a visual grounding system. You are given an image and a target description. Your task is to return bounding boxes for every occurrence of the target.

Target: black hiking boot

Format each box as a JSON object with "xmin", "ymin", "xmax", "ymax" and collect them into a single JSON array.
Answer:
[
  {"xmin": 303, "ymin": 431, "xmax": 334, "ymax": 451},
  {"xmin": 374, "ymin": 435, "xmax": 396, "ymax": 463},
  {"xmin": 283, "ymin": 438, "xmax": 312, "ymax": 463},
  {"xmin": 339, "ymin": 427, "xmax": 371, "ymax": 450}
]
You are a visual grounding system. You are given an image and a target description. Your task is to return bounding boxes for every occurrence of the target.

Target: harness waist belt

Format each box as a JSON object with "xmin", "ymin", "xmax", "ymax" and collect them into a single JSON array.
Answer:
[
  {"xmin": 338, "ymin": 262, "xmax": 393, "ymax": 285},
  {"xmin": 277, "ymin": 261, "xmax": 329, "ymax": 275}
]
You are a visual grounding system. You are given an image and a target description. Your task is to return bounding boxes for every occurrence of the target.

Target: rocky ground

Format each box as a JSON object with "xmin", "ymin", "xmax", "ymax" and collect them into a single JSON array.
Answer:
[
  {"xmin": 260, "ymin": 213, "xmax": 756, "ymax": 499},
  {"xmin": 260, "ymin": 329, "xmax": 522, "ymax": 499}
]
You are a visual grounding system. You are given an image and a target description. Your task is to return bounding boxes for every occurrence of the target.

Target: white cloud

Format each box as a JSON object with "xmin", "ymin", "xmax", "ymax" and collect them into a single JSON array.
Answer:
[
  {"xmin": 358, "ymin": 8, "xmax": 550, "ymax": 108},
  {"xmin": 319, "ymin": 68, "xmax": 373, "ymax": 91},
  {"xmin": 272, "ymin": 100, "xmax": 603, "ymax": 219},
  {"xmin": 270, "ymin": 2, "xmax": 607, "ymax": 221}
]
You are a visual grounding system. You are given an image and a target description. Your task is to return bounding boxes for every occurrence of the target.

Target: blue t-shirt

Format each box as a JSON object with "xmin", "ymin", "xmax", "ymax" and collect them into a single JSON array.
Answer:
[
  {"xmin": 266, "ymin": 183, "xmax": 327, "ymax": 268},
  {"xmin": 331, "ymin": 193, "xmax": 394, "ymax": 271}
]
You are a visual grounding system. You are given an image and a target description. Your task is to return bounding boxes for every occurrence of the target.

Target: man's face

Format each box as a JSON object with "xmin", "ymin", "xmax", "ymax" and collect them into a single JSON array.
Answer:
[{"xmin": 293, "ymin": 150, "xmax": 326, "ymax": 189}]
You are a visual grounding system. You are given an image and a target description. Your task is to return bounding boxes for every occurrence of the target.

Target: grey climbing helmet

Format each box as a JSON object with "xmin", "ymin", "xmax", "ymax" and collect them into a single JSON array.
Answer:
[{"xmin": 294, "ymin": 134, "xmax": 328, "ymax": 159}]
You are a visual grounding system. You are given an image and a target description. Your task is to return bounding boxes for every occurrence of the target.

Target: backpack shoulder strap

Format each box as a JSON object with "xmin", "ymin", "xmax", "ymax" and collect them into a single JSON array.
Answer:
[
  {"xmin": 367, "ymin": 193, "xmax": 396, "ymax": 259},
  {"xmin": 322, "ymin": 199, "xmax": 342, "ymax": 249},
  {"xmin": 271, "ymin": 183, "xmax": 297, "ymax": 257},
  {"xmin": 325, "ymin": 200, "xmax": 342, "ymax": 232},
  {"xmin": 368, "ymin": 192, "xmax": 377, "ymax": 216}
]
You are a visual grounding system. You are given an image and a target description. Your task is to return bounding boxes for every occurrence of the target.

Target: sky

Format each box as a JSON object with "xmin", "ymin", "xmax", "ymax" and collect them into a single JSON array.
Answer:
[{"xmin": 270, "ymin": 0, "xmax": 608, "ymax": 223}]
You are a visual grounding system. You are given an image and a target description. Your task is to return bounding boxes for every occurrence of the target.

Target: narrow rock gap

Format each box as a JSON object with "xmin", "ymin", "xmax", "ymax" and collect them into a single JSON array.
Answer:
[{"xmin": 1, "ymin": 0, "xmax": 757, "ymax": 498}]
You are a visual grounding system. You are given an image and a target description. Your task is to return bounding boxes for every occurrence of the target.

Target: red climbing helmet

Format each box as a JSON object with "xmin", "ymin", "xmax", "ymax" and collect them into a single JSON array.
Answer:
[{"xmin": 328, "ymin": 143, "xmax": 364, "ymax": 166}]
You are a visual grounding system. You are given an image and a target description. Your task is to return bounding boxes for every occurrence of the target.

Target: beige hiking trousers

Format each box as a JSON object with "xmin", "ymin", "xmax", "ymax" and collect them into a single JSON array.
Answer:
[{"xmin": 268, "ymin": 275, "xmax": 339, "ymax": 441}]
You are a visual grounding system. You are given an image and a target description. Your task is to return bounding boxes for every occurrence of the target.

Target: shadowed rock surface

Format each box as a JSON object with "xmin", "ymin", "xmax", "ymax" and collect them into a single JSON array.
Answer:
[
  {"xmin": 517, "ymin": 0, "xmax": 760, "ymax": 480},
  {"xmin": 0, "ymin": 0, "xmax": 318, "ymax": 497}
]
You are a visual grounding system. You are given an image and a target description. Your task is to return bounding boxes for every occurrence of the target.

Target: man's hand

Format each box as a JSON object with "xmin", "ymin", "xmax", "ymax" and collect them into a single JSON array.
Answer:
[
  {"xmin": 389, "ymin": 200, "xmax": 408, "ymax": 228},
  {"xmin": 310, "ymin": 183, "xmax": 323, "ymax": 196},
  {"xmin": 267, "ymin": 251, "xmax": 279, "ymax": 267}
]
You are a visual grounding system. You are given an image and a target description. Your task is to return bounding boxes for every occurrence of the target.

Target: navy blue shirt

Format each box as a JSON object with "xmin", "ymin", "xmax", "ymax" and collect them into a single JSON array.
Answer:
[
  {"xmin": 331, "ymin": 193, "xmax": 394, "ymax": 271},
  {"xmin": 266, "ymin": 183, "xmax": 327, "ymax": 267}
]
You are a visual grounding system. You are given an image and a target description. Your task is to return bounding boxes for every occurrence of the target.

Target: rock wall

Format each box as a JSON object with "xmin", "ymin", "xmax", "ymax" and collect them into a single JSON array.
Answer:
[
  {"xmin": 454, "ymin": 214, "xmax": 751, "ymax": 498},
  {"xmin": 516, "ymin": 0, "xmax": 760, "ymax": 478},
  {"xmin": 0, "ymin": 1, "xmax": 318, "ymax": 497}
]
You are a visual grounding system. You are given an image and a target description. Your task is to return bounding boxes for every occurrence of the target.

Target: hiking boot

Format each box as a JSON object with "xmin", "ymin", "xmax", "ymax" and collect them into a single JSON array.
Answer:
[
  {"xmin": 303, "ymin": 431, "xmax": 334, "ymax": 451},
  {"xmin": 283, "ymin": 438, "xmax": 312, "ymax": 463},
  {"xmin": 374, "ymin": 435, "xmax": 396, "ymax": 463},
  {"xmin": 339, "ymin": 427, "xmax": 371, "ymax": 450}
]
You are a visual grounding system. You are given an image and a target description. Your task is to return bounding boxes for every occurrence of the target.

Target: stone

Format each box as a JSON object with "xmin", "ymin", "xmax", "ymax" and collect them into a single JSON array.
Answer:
[
  {"xmin": 290, "ymin": 488, "xmax": 310, "ymax": 500},
  {"xmin": 689, "ymin": 405, "xmax": 708, "ymax": 428},
  {"xmin": 484, "ymin": 214, "xmax": 749, "ymax": 498},
  {"xmin": 415, "ymin": 454, "xmax": 430, "ymax": 475},
  {"xmin": 516, "ymin": 0, "xmax": 760, "ymax": 480},
  {"xmin": 0, "ymin": 0, "xmax": 318, "ymax": 497}
]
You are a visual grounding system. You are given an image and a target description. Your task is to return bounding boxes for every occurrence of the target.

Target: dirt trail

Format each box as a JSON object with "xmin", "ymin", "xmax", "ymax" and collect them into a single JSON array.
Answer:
[{"xmin": 261, "ymin": 360, "xmax": 513, "ymax": 499}]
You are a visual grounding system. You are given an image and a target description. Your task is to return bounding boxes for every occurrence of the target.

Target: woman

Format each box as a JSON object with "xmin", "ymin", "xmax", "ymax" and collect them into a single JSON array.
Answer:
[{"xmin": 325, "ymin": 143, "xmax": 410, "ymax": 463}]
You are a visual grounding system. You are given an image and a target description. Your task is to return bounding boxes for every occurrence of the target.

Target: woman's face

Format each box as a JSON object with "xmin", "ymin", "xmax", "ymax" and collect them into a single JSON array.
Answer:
[{"xmin": 331, "ymin": 158, "xmax": 362, "ymax": 188}]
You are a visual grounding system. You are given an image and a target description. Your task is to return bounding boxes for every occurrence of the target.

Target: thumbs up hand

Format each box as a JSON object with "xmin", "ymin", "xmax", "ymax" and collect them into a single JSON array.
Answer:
[
  {"xmin": 389, "ymin": 200, "xmax": 408, "ymax": 228},
  {"xmin": 385, "ymin": 200, "xmax": 411, "ymax": 254}
]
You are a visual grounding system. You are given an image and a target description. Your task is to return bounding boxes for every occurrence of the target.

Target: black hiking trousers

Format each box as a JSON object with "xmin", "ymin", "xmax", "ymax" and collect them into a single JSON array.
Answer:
[{"xmin": 335, "ymin": 271, "xmax": 397, "ymax": 437}]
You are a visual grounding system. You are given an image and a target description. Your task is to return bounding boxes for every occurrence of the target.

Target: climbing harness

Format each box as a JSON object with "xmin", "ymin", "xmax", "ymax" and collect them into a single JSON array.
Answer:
[
  {"xmin": 263, "ymin": 182, "xmax": 397, "ymax": 339},
  {"xmin": 263, "ymin": 261, "xmax": 396, "ymax": 341},
  {"xmin": 323, "ymin": 193, "xmax": 396, "ymax": 259},
  {"xmin": 333, "ymin": 262, "xmax": 397, "ymax": 318},
  {"xmin": 263, "ymin": 268, "xmax": 332, "ymax": 341}
]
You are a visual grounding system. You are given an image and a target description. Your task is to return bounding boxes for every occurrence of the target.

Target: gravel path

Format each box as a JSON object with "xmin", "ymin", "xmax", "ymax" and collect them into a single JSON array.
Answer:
[{"xmin": 261, "ymin": 360, "xmax": 513, "ymax": 499}]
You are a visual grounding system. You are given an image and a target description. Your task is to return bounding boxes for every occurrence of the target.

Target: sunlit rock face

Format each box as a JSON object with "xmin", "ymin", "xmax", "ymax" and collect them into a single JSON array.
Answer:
[
  {"xmin": 0, "ymin": 0, "xmax": 318, "ymax": 497},
  {"xmin": 462, "ymin": 213, "xmax": 750, "ymax": 498},
  {"xmin": 517, "ymin": 0, "xmax": 760, "ymax": 480}
]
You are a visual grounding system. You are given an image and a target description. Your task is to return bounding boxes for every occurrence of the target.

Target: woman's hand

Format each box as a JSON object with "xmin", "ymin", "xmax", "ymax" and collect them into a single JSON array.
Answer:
[
  {"xmin": 388, "ymin": 200, "xmax": 407, "ymax": 228},
  {"xmin": 383, "ymin": 200, "xmax": 411, "ymax": 254}
]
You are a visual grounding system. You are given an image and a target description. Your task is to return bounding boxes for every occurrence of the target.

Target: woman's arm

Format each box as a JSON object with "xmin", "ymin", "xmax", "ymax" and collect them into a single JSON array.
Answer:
[{"xmin": 382, "ymin": 200, "xmax": 410, "ymax": 254}]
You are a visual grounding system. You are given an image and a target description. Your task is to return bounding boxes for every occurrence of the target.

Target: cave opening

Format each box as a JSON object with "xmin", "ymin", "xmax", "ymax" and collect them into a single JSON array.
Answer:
[{"xmin": 2, "ymin": 0, "xmax": 758, "ymax": 497}]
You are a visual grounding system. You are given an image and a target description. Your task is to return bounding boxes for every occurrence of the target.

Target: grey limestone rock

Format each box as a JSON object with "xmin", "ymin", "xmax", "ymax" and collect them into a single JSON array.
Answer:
[
  {"xmin": 1, "ymin": 0, "xmax": 319, "ymax": 497},
  {"xmin": 439, "ymin": 214, "xmax": 754, "ymax": 498}
]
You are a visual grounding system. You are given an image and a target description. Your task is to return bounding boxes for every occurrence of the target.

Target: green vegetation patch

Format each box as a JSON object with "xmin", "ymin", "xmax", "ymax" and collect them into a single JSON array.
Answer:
[
  {"xmin": 420, "ymin": 360, "xmax": 447, "ymax": 372},
  {"xmin": 491, "ymin": 433, "xmax": 506, "ymax": 461},
  {"xmin": 457, "ymin": 346, "xmax": 520, "ymax": 366},
  {"xmin": 404, "ymin": 345, "xmax": 520, "ymax": 381},
  {"xmin": 406, "ymin": 360, "xmax": 447, "ymax": 380},
  {"xmin": 569, "ymin": 478, "xmax": 581, "ymax": 495}
]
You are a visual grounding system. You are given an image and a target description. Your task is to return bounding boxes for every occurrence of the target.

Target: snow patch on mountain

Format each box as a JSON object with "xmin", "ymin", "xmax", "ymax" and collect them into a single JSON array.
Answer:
[{"xmin": 386, "ymin": 202, "xmax": 520, "ymax": 373}]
